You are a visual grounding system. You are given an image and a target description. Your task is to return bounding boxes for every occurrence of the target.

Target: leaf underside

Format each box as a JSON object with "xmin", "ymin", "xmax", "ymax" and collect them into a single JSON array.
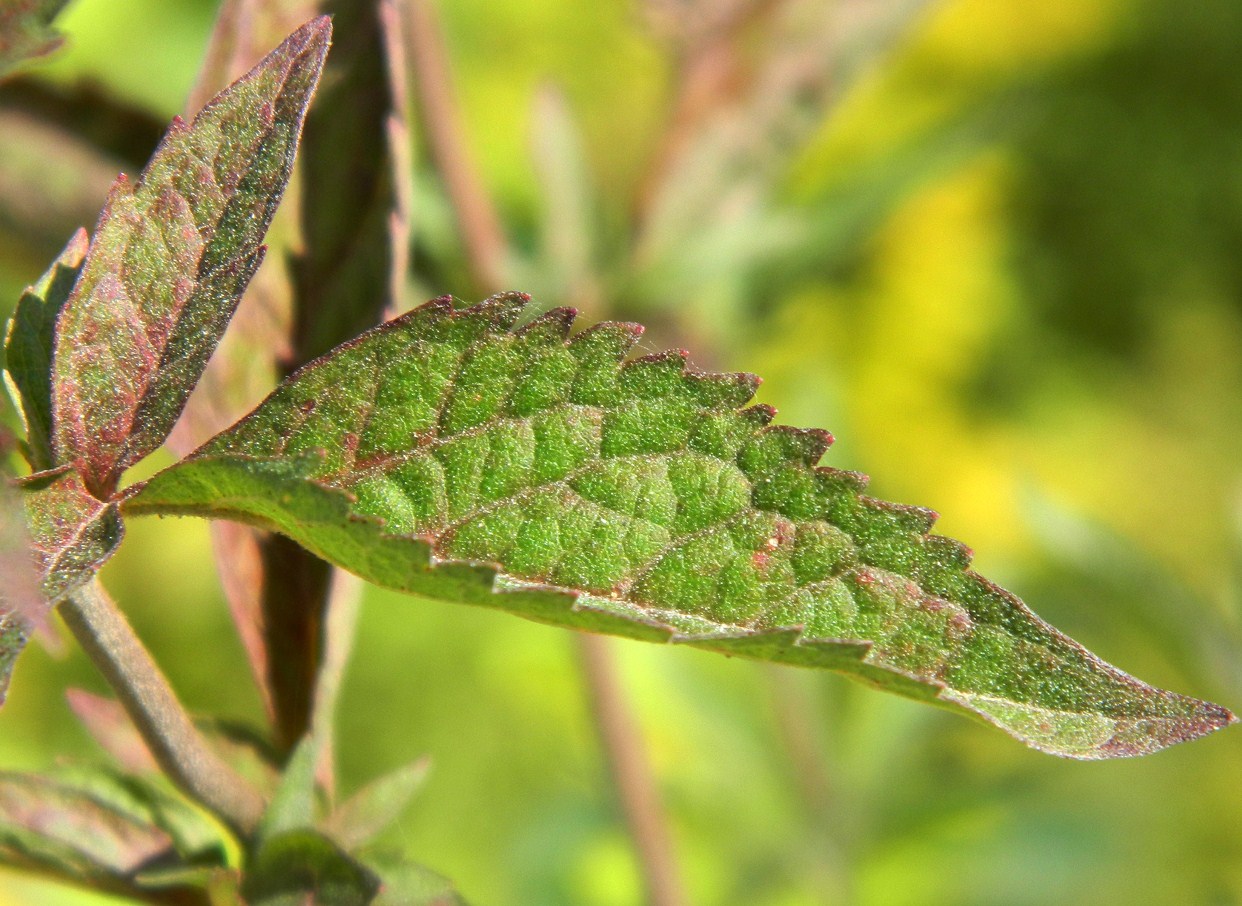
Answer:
[
  {"xmin": 49, "ymin": 17, "xmax": 329, "ymax": 497},
  {"xmin": 125, "ymin": 294, "xmax": 1236, "ymax": 759}
]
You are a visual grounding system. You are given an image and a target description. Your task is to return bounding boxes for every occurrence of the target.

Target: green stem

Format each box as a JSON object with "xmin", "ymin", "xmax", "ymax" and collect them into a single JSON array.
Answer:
[{"xmin": 60, "ymin": 580, "xmax": 266, "ymax": 833}]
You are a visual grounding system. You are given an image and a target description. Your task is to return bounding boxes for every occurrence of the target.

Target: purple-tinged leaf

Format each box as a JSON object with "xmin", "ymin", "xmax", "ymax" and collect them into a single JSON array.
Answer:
[
  {"xmin": 4, "ymin": 228, "xmax": 88, "ymax": 471},
  {"xmin": 125, "ymin": 295, "xmax": 1236, "ymax": 759},
  {"xmin": 0, "ymin": 0, "xmax": 69, "ymax": 80},
  {"xmin": 50, "ymin": 18, "xmax": 330, "ymax": 497},
  {"xmin": 65, "ymin": 689, "xmax": 160, "ymax": 775},
  {"xmin": 66, "ymin": 689, "xmax": 281, "ymax": 795},
  {"xmin": 0, "ymin": 765, "xmax": 229, "ymax": 896},
  {"xmin": 21, "ymin": 466, "xmax": 122, "ymax": 600}
]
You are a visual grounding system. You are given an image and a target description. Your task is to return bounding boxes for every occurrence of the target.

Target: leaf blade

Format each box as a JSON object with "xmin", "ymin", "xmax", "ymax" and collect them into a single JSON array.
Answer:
[
  {"xmin": 124, "ymin": 295, "xmax": 1236, "ymax": 758},
  {"xmin": 50, "ymin": 18, "xmax": 330, "ymax": 495},
  {"xmin": 4, "ymin": 227, "xmax": 88, "ymax": 471},
  {"xmin": 22, "ymin": 466, "xmax": 123, "ymax": 601}
]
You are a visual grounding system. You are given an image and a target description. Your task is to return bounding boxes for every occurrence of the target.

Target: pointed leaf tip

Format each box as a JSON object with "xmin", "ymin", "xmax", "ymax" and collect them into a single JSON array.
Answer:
[
  {"xmin": 49, "ymin": 19, "xmax": 330, "ymax": 496},
  {"xmin": 125, "ymin": 295, "xmax": 1235, "ymax": 759}
]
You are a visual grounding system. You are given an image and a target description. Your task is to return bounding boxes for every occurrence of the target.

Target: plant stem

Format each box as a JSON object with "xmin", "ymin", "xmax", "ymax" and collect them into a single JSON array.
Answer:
[
  {"xmin": 403, "ymin": 7, "xmax": 686, "ymax": 898},
  {"xmin": 60, "ymin": 580, "xmax": 266, "ymax": 833},
  {"xmin": 406, "ymin": 0, "xmax": 509, "ymax": 294},
  {"xmin": 310, "ymin": 571, "xmax": 363, "ymax": 802},
  {"xmin": 577, "ymin": 634, "xmax": 686, "ymax": 906}
]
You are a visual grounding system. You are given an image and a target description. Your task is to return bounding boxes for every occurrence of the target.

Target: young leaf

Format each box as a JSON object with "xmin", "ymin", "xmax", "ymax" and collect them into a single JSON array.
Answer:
[
  {"xmin": 364, "ymin": 850, "xmax": 465, "ymax": 906},
  {"xmin": 22, "ymin": 466, "xmax": 123, "ymax": 600},
  {"xmin": 124, "ymin": 295, "xmax": 1236, "ymax": 759},
  {"xmin": 0, "ymin": 0, "xmax": 69, "ymax": 79},
  {"xmin": 324, "ymin": 757, "xmax": 430, "ymax": 850},
  {"xmin": 4, "ymin": 227, "xmax": 88, "ymax": 471},
  {"xmin": 50, "ymin": 17, "xmax": 330, "ymax": 496},
  {"xmin": 0, "ymin": 765, "xmax": 229, "ymax": 895},
  {"xmin": 244, "ymin": 828, "xmax": 379, "ymax": 906}
]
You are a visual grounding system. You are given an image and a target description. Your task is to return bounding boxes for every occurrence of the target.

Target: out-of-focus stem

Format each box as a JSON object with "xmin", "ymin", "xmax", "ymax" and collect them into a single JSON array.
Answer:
[
  {"xmin": 60, "ymin": 580, "xmax": 266, "ymax": 833},
  {"xmin": 577, "ymin": 634, "xmax": 687, "ymax": 906},
  {"xmin": 404, "ymin": 5, "xmax": 686, "ymax": 896},
  {"xmin": 310, "ymin": 570, "xmax": 363, "ymax": 801},
  {"xmin": 405, "ymin": 0, "xmax": 508, "ymax": 294}
]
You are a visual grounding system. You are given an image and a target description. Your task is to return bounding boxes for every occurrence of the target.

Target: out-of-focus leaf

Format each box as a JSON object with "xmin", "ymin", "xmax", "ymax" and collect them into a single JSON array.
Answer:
[
  {"xmin": 0, "ymin": 426, "xmax": 35, "ymax": 706},
  {"xmin": 187, "ymin": 0, "xmax": 317, "ymax": 112},
  {"xmin": 365, "ymin": 850, "xmax": 465, "ymax": 906},
  {"xmin": 67, "ymin": 690, "xmax": 283, "ymax": 799},
  {"xmin": 0, "ymin": 765, "xmax": 229, "ymax": 895},
  {"xmin": 258, "ymin": 736, "xmax": 320, "ymax": 842},
  {"xmin": 0, "ymin": 112, "xmax": 121, "ymax": 255},
  {"xmin": 324, "ymin": 757, "xmax": 430, "ymax": 851},
  {"xmin": 244, "ymin": 829, "xmax": 379, "ymax": 906},
  {"xmin": 125, "ymin": 294, "xmax": 1235, "ymax": 758},
  {"xmin": 21, "ymin": 466, "xmax": 122, "ymax": 600},
  {"xmin": 0, "ymin": 0, "xmax": 69, "ymax": 80},
  {"xmin": 50, "ymin": 18, "xmax": 330, "ymax": 497},
  {"xmin": 3, "ymin": 228, "xmax": 87, "ymax": 470},
  {"xmin": 65, "ymin": 688, "xmax": 160, "ymax": 775}
]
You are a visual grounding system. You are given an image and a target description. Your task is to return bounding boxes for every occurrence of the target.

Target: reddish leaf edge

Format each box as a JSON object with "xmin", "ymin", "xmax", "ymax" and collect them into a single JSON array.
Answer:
[{"xmin": 120, "ymin": 295, "xmax": 1237, "ymax": 760}]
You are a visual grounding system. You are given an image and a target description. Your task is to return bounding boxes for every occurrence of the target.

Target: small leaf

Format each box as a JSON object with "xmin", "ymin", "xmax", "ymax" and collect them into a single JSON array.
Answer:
[
  {"xmin": 244, "ymin": 829, "xmax": 379, "ymax": 906},
  {"xmin": 364, "ymin": 850, "xmax": 466, "ymax": 906},
  {"xmin": 0, "ymin": 765, "xmax": 229, "ymax": 892},
  {"xmin": 50, "ymin": 17, "xmax": 330, "ymax": 496},
  {"xmin": 125, "ymin": 295, "xmax": 1236, "ymax": 759},
  {"xmin": 4, "ymin": 227, "xmax": 88, "ymax": 471},
  {"xmin": 258, "ymin": 735, "xmax": 321, "ymax": 842},
  {"xmin": 22, "ymin": 466, "xmax": 123, "ymax": 600},
  {"xmin": 324, "ymin": 757, "xmax": 430, "ymax": 850},
  {"xmin": 0, "ymin": 0, "xmax": 69, "ymax": 79}
]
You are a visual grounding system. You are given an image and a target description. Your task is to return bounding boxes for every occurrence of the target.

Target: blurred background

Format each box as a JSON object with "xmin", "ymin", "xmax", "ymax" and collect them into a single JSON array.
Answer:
[{"xmin": 2, "ymin": 0, "xmax": 1242, "ymax": 903}]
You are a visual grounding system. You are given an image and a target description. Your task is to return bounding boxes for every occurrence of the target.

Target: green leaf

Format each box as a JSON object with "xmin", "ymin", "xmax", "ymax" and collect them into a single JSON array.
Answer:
[
  {"xmin": 4, "ymin": 228, "xmax": 88, "ymax": 471},
  {"xmin": 364, "ymin": 850, "xmax": 465, "ymax": 906},
  {"xmin": 244, "ymin": 829, "xmax": 379, "ymax": 906},
  {"xmin": 258, "ymin": 735, "xmax": 321, "ymax": 843},
  {"xmin": 124, "ymin": 295, "xmax": 1236, "ymax": 759},
  {"xmin": 22, "ymin": 466, "xmax": 122, "ymax": 601},
  {"xmin": 0, "ymin": 0, "xmax": 69, "ymax": 79},
  {"xmin": 0, "ymin": 765, "xmax": 229, "ymax": 894},
  {"xmin": 49, "ymin": 17, "xmax": 330, "ymax": 497},
  {"xmin": 324, "ymin": 757, "xmax": 430, "ymax": 851}
]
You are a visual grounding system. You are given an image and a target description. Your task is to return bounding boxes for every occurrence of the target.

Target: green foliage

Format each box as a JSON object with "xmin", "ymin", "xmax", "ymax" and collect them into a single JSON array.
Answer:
[
  {"xmin": 0, "ymin": 764, "xmax": 231, "ymax": 898},
  {"xmin": 48, "ymin": 16, "xmax": 327, "ymax": 498},
  {"xmin": 0, "ymin": 0, "xmax": 68, "ymax": 79},
  {"xmin": 3, "ymin": 227, "xmax": 86, "ymax": 471},
  {"xmin": 116, "ymin": 292, "xmax": 1232, "ymax": 759},
  {"xmin": 2, "ymin": 4, "xmax": 1240, "ymax": 903}
]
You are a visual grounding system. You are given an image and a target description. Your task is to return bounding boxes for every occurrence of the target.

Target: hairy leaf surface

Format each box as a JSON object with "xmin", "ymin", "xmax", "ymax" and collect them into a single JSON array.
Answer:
[
  {"xmin": 22, "ymin": 466, "xmax": 122, "ymax": 601},
  {"xmin": 125, "ymin": 295, "xmax": 1235, "ymax": 758},
  {"xmin": 50, "ymin": 18, "xmax": 329, "ymax": 496}
]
